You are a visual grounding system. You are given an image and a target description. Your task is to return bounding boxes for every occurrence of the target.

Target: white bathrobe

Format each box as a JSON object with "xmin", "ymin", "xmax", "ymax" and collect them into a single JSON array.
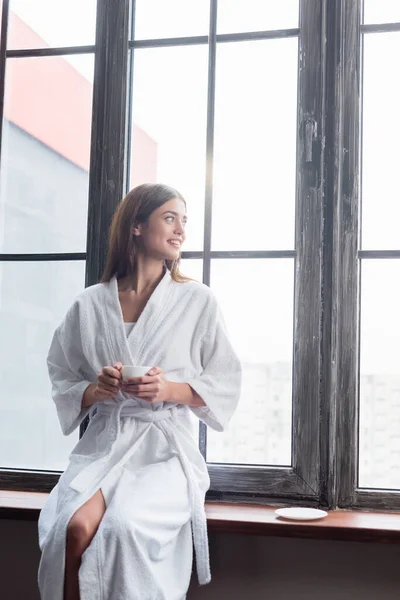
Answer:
[{"xmin": 38, "ymin": 269, "xmax": 241, "ymax": 600}]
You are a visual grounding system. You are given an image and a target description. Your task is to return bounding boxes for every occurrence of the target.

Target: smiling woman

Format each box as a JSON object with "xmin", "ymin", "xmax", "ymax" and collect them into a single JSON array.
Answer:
[
  {"xmin": 101, "ymin": 183, "xmax": 189, "ymax": 283},
  {"xmin": 38, "ymin": 182, "xmax": 242, "ymax": 600}
]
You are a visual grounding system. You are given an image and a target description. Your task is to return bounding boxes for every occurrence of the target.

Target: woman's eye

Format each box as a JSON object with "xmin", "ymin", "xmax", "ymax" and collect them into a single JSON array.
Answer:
[{"xmin": 165, "ymin": 217, "xmax": 174, "ymax": 223}]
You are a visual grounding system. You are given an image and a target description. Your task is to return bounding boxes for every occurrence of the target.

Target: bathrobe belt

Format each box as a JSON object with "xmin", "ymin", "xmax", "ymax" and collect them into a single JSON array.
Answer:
[{"xmin": 69, "ymin": 401, "xmax": 211, "ymax": 585}]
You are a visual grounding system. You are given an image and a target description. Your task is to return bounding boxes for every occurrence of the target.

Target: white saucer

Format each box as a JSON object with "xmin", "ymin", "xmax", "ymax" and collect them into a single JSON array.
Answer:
[{"xmin": 275, "ymin": 507, "xmax": 328, "ymax": 521}]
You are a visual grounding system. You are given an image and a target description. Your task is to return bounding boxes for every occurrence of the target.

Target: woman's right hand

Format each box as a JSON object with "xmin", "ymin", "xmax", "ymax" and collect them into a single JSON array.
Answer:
[
  {"xmin": 83, "ymin": 363, "xmax": 123, "ymax": 407},
  {"xmin": 95, "ymin": 362, "xmax": 123, "ymax": 400}
]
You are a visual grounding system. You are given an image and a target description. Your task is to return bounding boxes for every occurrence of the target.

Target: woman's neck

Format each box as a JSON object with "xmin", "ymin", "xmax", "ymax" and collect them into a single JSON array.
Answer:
[{"xmin": 118, "ymin": 257, "xmax": 165, "ymax": 295}]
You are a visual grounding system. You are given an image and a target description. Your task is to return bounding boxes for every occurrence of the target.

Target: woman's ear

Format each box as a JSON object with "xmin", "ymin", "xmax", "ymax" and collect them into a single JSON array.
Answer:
[{"xmin": 132, "ymin": 223, "xmax": 141, "ymax": 237}]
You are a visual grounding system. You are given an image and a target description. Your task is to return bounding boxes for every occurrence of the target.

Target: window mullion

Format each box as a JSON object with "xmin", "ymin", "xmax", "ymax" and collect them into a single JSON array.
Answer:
[
  {"xmin": 0, "ymin": 0, "xmax": 10, "ymax": 170},
  {"xmin": 329, "ymin": 0, "xmax": 362, "ymax": 508},
  {"xmin": 198, "ymin": 0, "xmax": 218, "ymax": 462},
  {"xmin": 290, "ymin": 0, "xmax": 325, "ymax": 498},
  {"xmin": 85, "ymin": 0, "xmax": 131, "ymax": 288}
]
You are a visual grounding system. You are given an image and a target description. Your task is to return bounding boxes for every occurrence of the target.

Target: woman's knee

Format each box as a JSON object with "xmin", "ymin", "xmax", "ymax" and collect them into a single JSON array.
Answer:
[
  {"xmin": 66, "ymin": 489, "xmax": 106, "ymax": 558},
  {"xmin": 66, "ymin": 515, "xmax": 96, "ymax": 557}
]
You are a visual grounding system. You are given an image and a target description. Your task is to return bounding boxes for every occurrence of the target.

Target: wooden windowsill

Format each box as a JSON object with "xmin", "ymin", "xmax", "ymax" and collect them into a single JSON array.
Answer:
[{"xmin": 2, "ymin": 490, "xmax": 400, "ymax": 543}]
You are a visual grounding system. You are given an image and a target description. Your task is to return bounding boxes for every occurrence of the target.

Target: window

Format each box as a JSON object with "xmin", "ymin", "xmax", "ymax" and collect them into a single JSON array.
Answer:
[
  {"xmin": 127, "ymin": 0, "xmax": 321, "ymax": 500},
  {"xmin": 1, "ymin": 0, "xmax": 399, "ymax": 512},
  {"xmin": 0, "ymin": 0, "xmax": 96, "ymax": 489}
]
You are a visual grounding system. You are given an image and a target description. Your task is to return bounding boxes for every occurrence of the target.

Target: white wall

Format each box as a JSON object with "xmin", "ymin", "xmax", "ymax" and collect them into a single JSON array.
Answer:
[{"xmin": 1, "ymin": 521, "xmax": 400, "ymax": 599}]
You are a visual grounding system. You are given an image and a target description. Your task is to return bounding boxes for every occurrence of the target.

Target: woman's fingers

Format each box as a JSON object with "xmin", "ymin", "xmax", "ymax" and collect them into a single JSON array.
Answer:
[
  {"xmin": 123, "ymin": 375, "xmax": 159, "ymax": 385},
  {"xmin": 123, "ymin": 384, "xmax": 159, "ymax": 394},
  {"xmin": 95, "ymin": 386, "xmax": 116, "ymax": 399},
  {"xmin": 99, "ymin": 380, "xmax": 120, "ymax": 393},
  {"xmin": 95, "ymin": 366, "xmax": 163, "ymax": 399},
  {"xmin": 147, "ymin": 366, "xmax": 162, "ymax": 376},
  {"xmin": 97, "ymin": 389, "xmax": 112, "ymax": 398},
  {"xmin": 99, "ymin": 383, "xmax": 119, "ymax": 394},
  {"xmin": 99, "ymin": 372, "xmax": 121, "ymax": 387},
  {"xmin": 102, "ymin": 366, "xmax": 122, "ymax": 380}
]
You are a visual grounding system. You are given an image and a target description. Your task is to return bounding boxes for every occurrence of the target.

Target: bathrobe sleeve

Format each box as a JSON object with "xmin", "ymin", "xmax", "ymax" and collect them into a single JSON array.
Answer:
[
  {"xmin": 47, "ymin": 301, "xmax": 93, "ymax": 436},
  {"xmin": 187, "ymin": 292, "xmax": 242, "ymax": 432}
]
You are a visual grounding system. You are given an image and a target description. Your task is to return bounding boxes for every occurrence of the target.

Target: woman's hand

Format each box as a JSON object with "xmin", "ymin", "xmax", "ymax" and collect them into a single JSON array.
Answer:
[
  {"xmin": 82, "ymin": 363, "xmax": 123, "ymax": 407},
  {"xmin": 94, "ymin": 362, "xmax": 123, "ymax": 401},
  {"xmin": 121, "ymin": 366, "xmax": 171, "ymax": 404}
]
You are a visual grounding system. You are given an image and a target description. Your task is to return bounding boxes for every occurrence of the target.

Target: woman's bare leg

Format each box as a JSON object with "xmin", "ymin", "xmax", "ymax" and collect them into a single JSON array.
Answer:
[{"xmin": 64, "ymin": 489, "xmax": 106, "ymax": 600}]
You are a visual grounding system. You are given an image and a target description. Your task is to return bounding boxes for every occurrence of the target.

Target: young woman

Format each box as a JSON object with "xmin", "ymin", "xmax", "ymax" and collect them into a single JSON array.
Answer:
[{"xmin": 38, "ymin": 183, "xmax": 241, "ymax": 600}]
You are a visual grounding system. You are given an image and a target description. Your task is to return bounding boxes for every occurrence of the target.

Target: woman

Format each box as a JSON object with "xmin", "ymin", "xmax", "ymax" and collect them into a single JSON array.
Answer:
[{"xmin": 38, "ymin": 183, "xmax": 241, "ymax": 600}]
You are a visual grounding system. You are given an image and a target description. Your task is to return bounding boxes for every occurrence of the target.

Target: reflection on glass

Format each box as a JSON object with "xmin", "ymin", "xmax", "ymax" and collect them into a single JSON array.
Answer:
[
  {"xmin": 361, "ymin": 33, "xmax": 400, "ymax": 250},
  {"xmin": 133, "ymin": 0, "xmax": 210, "ymax": 40},
  {"xmin": 363, "ymin": 0, "xmax": 400, "ymax": 25},
  {"xmin": 207, "ymin": 259, "xmax": 294, "ymax": 466},
  {"xmin": 7, "ymin": 0, "xmax": 97, "ymax": 49},
  {"xmin": 217, "ymin": 0, "xmax": 299, "ymax": 34},
  {"xmin": 0, "ymin": 260, "xmax": 85, "ymax": 470},
  {"xmin": 0, "ymin": 55, "xmax": 94, "ymax": 253},
  {"xmin": 212, "ymin": 38, "xmax": 297, "ymax": 250},
  {"xmin": 359, "ymin": 260, "xmax": 400, "ymax": 489},
  {"xmin": 129, "ymin": 46, "xmax": 208, "ymax": 251}
]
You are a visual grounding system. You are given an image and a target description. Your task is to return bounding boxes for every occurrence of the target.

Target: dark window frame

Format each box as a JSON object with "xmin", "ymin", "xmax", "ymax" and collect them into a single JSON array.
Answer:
[{"xmin": 1, "ymin": 0, "xmax": 400, "ymax": 512}]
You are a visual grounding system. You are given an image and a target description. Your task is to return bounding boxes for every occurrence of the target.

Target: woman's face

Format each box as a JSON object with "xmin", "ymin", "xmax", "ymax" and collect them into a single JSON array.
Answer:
[{"xmin": 133, "ymin": 197, "xmax": 187, "ymax": 261}]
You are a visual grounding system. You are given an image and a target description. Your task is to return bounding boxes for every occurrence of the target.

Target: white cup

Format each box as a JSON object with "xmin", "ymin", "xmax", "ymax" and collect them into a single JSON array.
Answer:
[{"xmin": 121, "ymin": 365, "xmax": 152, "ymax": 380}]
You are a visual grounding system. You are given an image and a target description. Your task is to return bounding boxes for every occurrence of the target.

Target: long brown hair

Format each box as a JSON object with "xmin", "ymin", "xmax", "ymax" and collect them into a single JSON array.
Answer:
[{"xmin": 101, "ymin": 183, "xmax": 190, "ymax": 283}]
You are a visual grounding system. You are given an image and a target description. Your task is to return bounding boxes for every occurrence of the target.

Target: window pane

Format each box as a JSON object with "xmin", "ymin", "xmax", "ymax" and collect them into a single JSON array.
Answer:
[
  {"xmin": 0, "ymin": 260, "xmax": 85, "ymax": 470},
  {"xmin": 217, "ymin": 0, "xmax": 299, "ymax": 34},
  {"xmin": 129, "ymin": 46, "xmax": 207, "ymax": 251},
  {"xmin": 180, "ymin": 258, "xmax": 203, "ymax": 283},
  {"xmin": 207, "ymin": 259, "xmax": 293, "ymax": 465},
  {"xmin": 133, "ymin": 0, "xmax": 210, "ymax": 40},
  {"xmin": 361, "ymin": 33, "xmax": 400, "ymax": 250},
  {"xmin": 0, "ymin": 55, "xmax": 94, "ymax": 253},
  {"xmin": 364, "ymin": 0, "xmax": 400, "ymax": 25},
  {"xmin": 359, "ymin": 260, "xmax": 400, "ymax": 489},
  {"xmin": 178, "ymin": 257, "xmax": 203, "ymax": 447},
  {"xmin": 7, "ymin": 0, "xmax": 97, "ymax": 49},
  {"xmin": 212, "ymin": 39, "xmax": 297, "ymax": 251}
]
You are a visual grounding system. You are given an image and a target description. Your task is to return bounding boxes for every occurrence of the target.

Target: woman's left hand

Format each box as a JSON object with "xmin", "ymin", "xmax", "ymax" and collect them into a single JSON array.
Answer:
[{"xmin": 121, "ymin": 367, "xmax": 171, "ymax": 403}]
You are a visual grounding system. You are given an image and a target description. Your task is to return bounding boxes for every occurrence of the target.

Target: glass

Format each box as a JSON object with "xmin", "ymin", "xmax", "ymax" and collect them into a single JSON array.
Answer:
[
  {"xmin": 0, "ymin": 260, "xmax": 86, "ymax": 471},
  {"xmin": 364, "ymin": 0, "xmax": 400, "ymax": 25},
  {"xmin": 359, "ymin": 260, "xmax": 400, "ymax": 489},
  {"xmin": 0, "ymin": 55, "xmax": 94, "ymax": 253},
  {"xmin": 361, "ymin": 33, "xmax": 400, "ymax": 250},
  {"xmin": 212, "ymin": 39, "xmax": 298, "ymax": 251},
  {"xmin": 217, "ymin": 0, "xmax": 299, "ymax": 34},
  {"xmin": 180, "ymin": 258, "xmax": 203, "ymax": 283},
  {"xmin": 7, "ymin": 0, "xmax": 97, "ymax": 49},
  {"xmin": 129, "ymin": 46, "xmax": 208, "ymax": 251},
  {"xmin": 207, "ymin": 259, "xmax": 294, "ymax": 465},
  {"xmin": 176, "ymin": 257, "xmax": 203, "ymax": 445},
  {"xmin": 133, "ymin": 0, "xmax": 210, "ymax": 40}
]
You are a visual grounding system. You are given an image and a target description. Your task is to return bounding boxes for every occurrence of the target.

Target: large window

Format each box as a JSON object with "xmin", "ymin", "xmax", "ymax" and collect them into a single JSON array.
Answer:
[{"xmin": 1, "ymin": 0, "xmax": 400, "ymax": 511}]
